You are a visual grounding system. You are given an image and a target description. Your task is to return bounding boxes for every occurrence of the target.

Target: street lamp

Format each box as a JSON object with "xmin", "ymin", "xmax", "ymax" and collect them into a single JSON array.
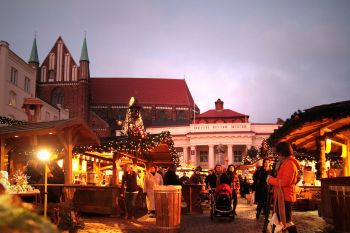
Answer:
[{"xmin": 37, "ymin": 149, "xmax": 51, "ymax": 219}]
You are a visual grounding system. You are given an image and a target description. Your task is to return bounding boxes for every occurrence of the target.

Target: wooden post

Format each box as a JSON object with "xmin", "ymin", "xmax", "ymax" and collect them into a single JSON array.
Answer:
[
  {"xmin": 112, "ymin": 152, "xmax": 118, "ymax": 185},
  {"xmin": 0, "ymin": 139, "xmax": 5, "ymax": 170},
  {"xmin": 319, "ymin": 129, "xmax": 327, "ymax": 178},
  {"xmin": 344, "ymin": 140, "xmax": 350, "ymax": 177},
  {"xmin": 64, "ymin": 129, "xmax": 73, "ymax": 184}
]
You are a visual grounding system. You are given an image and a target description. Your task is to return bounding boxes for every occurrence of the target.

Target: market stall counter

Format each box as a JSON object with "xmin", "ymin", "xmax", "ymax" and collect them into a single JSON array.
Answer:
[
  {"xmin": 182, "ymin": 184, "xmax": 206, "ymax": 214},
  {"xmin": 321, "ymin": 177, "xmax": 350, "ymax": 225},
  {"xmin": 33, "ymin": 184, "xmax": 124, "ymax": 215}
]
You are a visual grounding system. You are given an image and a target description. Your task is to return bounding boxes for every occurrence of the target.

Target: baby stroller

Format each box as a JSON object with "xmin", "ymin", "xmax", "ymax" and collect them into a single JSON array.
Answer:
[{"xmin": 209, "ymin": 184, "xmax": 235, "ymax": 221}]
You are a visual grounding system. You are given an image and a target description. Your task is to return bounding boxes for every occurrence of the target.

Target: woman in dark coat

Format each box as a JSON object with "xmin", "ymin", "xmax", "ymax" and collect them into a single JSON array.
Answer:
[
  {"xmin": 252, "ymin": 158, "xmax": 270, "ymax": 219},
  {"xmin": 226, "ymin": 164, "xmax": 240, "ymax": 215}
]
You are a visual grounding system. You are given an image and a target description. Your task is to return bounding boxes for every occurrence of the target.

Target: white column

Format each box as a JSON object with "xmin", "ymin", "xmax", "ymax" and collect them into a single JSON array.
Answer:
[
  {"xmin": 183, "ymin": 146, "xmax": 188, "ymax": 163},
  {"xmin": 190, "ymin": 146, "xmax": 197, "ymax": 166},
  {"xmin": 227, "ymin": 144, "xmax": 233, "ymax": 165},
  {"xmin": 208, "ymin": 145, "xmax": 215, "ymax": 169}
]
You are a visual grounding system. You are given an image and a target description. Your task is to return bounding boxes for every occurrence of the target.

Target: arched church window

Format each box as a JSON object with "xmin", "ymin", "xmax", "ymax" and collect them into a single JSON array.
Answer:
[
  {"xmin": 51, "ymin": 88, "xmax": 64, "ymax": 107},
  {"xmin": 48, "ymin": 70, "xmax": 55, "ymax": 82}
]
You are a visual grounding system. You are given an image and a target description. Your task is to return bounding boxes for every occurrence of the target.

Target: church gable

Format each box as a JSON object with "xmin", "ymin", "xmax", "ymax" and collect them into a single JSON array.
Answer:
[{"xmin": 39, "ymin": 37, "xmax": 79, "ymax": 83}]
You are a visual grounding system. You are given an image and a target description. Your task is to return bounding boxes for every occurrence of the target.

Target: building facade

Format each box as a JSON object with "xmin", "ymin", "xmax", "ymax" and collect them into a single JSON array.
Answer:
[
  {"xmin": 32, "ymin": 37, "xmax": 199, "ymax": 137},
  {"xmin": 0, "ymin": 40, "xmax": 68, "ymax": 123},
  {"xmin": 147, "ymin": 99, "xmax": 280, "ymax": 169}
]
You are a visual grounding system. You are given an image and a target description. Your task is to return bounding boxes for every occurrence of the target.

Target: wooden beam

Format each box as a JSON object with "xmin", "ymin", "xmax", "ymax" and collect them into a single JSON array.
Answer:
[
  {"xmin": 112, "ymin": 152, "xmax": 118, "ymax": 185},
  {"xmin": 320, "ymin": 129, "xmax": 327, "ymax": 178},
  {"xmin": 64, "ymin": 128, "xmax": 73, "ymax": 184},
  {"xmin": 0, "ymin": 128, "xmax": 55, "ymax": 139},
  {"xmin": 0, "ymin": 139, "xmax": 5, "ymax": 170}
]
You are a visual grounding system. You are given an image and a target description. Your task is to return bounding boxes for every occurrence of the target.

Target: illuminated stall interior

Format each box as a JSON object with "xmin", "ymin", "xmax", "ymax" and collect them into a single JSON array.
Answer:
[
  {"xmin": 0, "ymin": 118, "xmax": 100, "ymax": 184},
  {"xmin": 269, "ymin": 100, "xmax": 350, "ymax": 182}
]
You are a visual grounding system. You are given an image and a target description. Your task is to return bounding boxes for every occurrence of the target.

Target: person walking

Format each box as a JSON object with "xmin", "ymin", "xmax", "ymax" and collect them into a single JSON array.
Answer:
[
  {"xmin": 267, "ymin": 141, "xmax": 300, "ymax": 233},
  {"xmin": 121, "ymin": 164, "xmax": 139, "ymax": 220},
  {"xmin": 164, "ymin": 164, "xmax": 182, "ymax": 185},
  {"xmin": 143, "ymin": 164, "xmax": 163, "ymax": 217},
  {"xmin": 179, "ymin": 172, "xmax": 190, "ymax": 184},
  {"xmin": 252, "ymin": 158, "xmax": 270, "ymax": 219},
  {"xmin": 206, "ymin": 164, "xmax": 226, "ymax": 189},
  {"xmin": 226, "ymin": 164, "xmax": 240, "ymax": 215},
  {"xmin": 190, "ymin": 166, "xmax": 204, "ymax": 184}
]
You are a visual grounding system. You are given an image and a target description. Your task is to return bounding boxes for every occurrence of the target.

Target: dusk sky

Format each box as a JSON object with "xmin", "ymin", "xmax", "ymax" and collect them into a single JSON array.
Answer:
[{"xmin": 1, "ymin": 1, "xmax": 349, "ymax": 123}]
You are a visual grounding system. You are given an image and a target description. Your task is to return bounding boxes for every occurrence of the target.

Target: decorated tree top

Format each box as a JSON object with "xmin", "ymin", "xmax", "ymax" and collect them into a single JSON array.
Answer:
[{"xmin": 121, "ymin": 97, "xmax": 145, "ymax": 136}]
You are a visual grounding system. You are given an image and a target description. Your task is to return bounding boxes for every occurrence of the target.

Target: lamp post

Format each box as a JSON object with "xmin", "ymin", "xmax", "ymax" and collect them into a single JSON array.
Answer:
[{"xmin": 37, "ymin": 149, "xmax": 50, "ymax": 220}]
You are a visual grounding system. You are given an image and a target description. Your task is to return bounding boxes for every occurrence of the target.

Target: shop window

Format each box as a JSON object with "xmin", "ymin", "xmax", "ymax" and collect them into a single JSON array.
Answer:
[
  {"xmin": 200, "ymin": 151, "xmax": 208, "ymax": 163},
  {"xmin": 51, "ymin": 88, "xmax": 64, "ymax": 107},
  {"xmin": 8, "ymin": 91, "xmax": 16, "ymax": 107},
  {"xmin": 234, "ymin": 151, "xmax": 242, "ymax": 162}
]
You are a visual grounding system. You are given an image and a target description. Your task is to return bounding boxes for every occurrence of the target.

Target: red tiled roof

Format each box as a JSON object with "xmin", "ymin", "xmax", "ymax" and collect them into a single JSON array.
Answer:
[
  {"xmin": 90, "ymin": 78, "xmax": 195, "ymax": 106},
  {"xmin": 196, "ymin": 109, "xmax": 248, "ymax": 118}
]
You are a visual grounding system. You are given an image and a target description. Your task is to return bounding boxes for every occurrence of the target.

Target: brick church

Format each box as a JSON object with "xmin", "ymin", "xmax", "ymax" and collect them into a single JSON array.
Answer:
[{"xmin": 28, "ymin": 36, "xmax": 199, "ymax": 137}]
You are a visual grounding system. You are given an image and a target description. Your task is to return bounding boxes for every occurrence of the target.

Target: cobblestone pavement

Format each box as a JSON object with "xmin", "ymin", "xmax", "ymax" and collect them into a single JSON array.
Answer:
[{"xmin": 78, "ymin": 198, "xmax": 334, "ymax": 233}]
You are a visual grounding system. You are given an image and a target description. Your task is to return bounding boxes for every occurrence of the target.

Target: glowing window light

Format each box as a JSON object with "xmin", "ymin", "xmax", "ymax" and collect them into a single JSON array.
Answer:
[
  {"xmin": 81, "ymin": 160, "xmax": 87, "ymax": 172},
  {"xmin": 325, "ymin": 139, "xmax": 332, "ymax": 154},
  {"xmin": 72, "ymin": 158, "xmax": 79, "ymax": 172}
]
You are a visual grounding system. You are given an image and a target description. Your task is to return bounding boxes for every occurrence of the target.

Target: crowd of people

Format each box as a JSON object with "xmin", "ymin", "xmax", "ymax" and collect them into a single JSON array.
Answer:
[{"xmin": 120, "ymin": 141, "xmax": 300, "ymax": 233}]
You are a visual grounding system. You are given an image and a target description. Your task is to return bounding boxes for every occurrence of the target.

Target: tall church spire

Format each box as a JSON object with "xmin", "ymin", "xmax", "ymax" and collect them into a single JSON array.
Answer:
[
  {"xmin": 80, "ymin": 35, "xmax": 89, "ymax": 62},
  {"xmin": 29, "ymin": 34, "xmax": 39, "ymax": 64}
]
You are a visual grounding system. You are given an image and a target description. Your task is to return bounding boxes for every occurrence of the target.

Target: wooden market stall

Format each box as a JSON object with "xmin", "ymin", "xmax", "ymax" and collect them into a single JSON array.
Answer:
[
  {"xmin": 0, "ymin": 118, "xmax": 100, "ymax": 183},
  {"xmin": 268, "ymin": 100, "xmax": 350, "ymax": 230}
]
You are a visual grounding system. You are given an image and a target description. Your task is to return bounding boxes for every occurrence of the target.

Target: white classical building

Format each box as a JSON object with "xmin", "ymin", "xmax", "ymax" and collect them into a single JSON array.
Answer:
[
  {"xmin": 147, "ymin": 99, "xmax": 280, "ymax": 169},
  {"xmin": 0, "ymin": 40, "xmax": 69, "ymax": 123}
]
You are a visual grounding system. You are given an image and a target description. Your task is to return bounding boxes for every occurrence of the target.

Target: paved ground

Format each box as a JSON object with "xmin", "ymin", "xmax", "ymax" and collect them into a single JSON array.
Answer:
[{"xmin": 78, "ymin": 198, "xmax": 335, "ymax": 233}]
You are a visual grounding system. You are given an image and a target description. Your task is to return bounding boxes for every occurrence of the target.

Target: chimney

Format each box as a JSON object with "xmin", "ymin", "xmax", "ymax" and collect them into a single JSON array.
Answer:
[
  {"xmin": 215, "ymin": 99, "xmax": 224, "ymax": 111},
  {"xmin": 22, "ymin": 98, "xmax": 43, "ymax": 123}
]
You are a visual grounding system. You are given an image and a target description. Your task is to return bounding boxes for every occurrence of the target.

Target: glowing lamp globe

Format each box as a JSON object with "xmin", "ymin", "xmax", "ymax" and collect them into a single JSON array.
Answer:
[{"xmin": 37, "ymin": 150, "xmax": 50, "ymax": 161}]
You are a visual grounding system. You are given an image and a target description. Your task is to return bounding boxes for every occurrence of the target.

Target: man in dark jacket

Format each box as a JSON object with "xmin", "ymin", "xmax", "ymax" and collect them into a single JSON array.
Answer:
[
  {"xmin": 164, "ymin": 164, "xmax": 182, "ymax": 185},
  {"xmin": 190, "ymin": 166, "xmax": 204, "ymax": 184},
  {"xmin": 121, "ymin": 164, "xmax": 139, "ymax": 220},
  {"xmin": 206, "ymin": 164, "xmax": 228, "ymax": 189}
]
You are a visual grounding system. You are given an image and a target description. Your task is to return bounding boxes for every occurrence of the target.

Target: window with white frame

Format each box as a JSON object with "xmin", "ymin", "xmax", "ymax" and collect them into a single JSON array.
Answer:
[
  {"xmin": 234, "ymin": 151, "xmax": 242, "ymax": 162},
  {"xmin": 10, "ymin": 67, "xmax": 18, "ymax": 85},
  {"xmin": 8, "ymin": 91, "xmax": 16, "ymax": 107},
  {"xmin": 24, "ymin": 77, "xmax": 31, "ymax": 93},
  {"xmin": 199, "ymin": 151, "xmax": 208, "ymax": 163}
]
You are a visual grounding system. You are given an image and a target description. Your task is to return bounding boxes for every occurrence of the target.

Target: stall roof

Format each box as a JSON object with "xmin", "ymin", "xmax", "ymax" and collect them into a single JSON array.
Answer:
[
  {"xmin": 268, "ymin": 100, "xmax": 350, "ymax": 151},
  {"xmin": 0, "ymin": 118, "xmax": 100, "ymax": 146}
]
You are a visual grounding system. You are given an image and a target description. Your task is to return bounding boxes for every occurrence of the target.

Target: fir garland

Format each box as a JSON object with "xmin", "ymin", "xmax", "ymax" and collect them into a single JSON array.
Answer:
[
  {"xmin": 73, "ymin": 131, "xmax": 179, "ymax": 165},
  {"xmin": 268, "ymin": 100, "xmax": 350, "ymax": 146},
  {"xmin": 0, "ymin": 116, "xmax": 25, "ymax": 126}
]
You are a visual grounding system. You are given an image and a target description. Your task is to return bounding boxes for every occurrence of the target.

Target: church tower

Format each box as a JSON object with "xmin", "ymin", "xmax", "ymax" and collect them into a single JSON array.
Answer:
[
  {"xmin": 28, "ymin": 35, "xmax": 40, "ymax": 86},
  {"xmin": 78, "ymin": 35, "xmax": 90, "ymax": 121},
  {"xmin": 35, "ymin": 36, "xmax": 90, "ymax": 121}
]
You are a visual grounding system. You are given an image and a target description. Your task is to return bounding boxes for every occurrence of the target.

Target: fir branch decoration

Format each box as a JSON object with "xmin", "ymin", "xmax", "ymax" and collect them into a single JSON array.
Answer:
[{"xmin": 0, "ymin": 116, "xmax": 25, "ymax": 126}]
